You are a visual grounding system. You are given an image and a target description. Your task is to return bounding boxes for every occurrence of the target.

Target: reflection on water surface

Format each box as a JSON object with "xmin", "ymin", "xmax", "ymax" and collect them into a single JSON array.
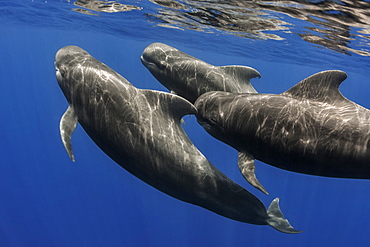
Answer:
[
  {"xmin": 73, "ymin": 0, "xmax": 370, "ymax": 56},
  {"xmin": 73, "ymin": 0, "xmax": 142, "ymax": 14}
]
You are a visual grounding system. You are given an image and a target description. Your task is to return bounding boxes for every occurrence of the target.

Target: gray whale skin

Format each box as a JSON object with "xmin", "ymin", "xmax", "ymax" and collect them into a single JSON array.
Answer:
[
  {"xmin": 195, "ymin": 70, "xmax": 370, "ymax": 194},
  {"xmin": 55, "ymin": 45, "xmax": 300, "ymax": 234},
  {"xmin": 141, "ymin": 42, "xmax": 261, "ymax": 104}
]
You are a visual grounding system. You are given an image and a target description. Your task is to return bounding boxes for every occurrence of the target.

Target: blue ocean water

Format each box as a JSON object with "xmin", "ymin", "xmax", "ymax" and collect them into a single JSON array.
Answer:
[{"xmin": 1, "ymin": 0, "xmax": 370, "ymax": 246}]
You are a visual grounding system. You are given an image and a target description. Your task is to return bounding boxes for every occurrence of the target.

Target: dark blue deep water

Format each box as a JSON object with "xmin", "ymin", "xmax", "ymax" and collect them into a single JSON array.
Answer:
[{"xmin": 1, "ymin": 1, "xmax": 370, "ymax": 246}]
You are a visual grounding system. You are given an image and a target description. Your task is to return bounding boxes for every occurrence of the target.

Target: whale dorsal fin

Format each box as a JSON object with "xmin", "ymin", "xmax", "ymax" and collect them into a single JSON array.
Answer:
[
  {"xmin": 220, "ymin": 65, "xmax": 261, "ymax": 93},
  {"xmin": 141, "ymin": 89, "xmax": 197, "ymax": 121},
  {"xmin": 282, "ymin": 70, "xmax": 348, "ymax": 104}
]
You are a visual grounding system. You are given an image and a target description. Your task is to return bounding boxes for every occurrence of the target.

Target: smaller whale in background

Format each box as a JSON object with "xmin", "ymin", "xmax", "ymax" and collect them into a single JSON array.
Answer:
[
  {"xmin": 141, "ymin": 42, "xmax": 261, "ymax": 103},
  {"xmin": 55, "ymin": 45, "xmax": 300, "ymax": 234},
  {"xmin": 195, "ymin": 70, "xmax": 370, "ymax": 194}
]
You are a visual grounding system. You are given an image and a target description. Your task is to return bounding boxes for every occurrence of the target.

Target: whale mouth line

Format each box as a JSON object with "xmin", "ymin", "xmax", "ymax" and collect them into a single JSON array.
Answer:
[
  {"xmin": 54, "ymin": 61, "xmax": 59, "ymax": 71},
  {"xmin": 140, "ymin": 55, "xmax": 154, "ymax": 67},
  {"xmin": 140, "ymin": 55, "xmax": 161, "ymax": 71}
]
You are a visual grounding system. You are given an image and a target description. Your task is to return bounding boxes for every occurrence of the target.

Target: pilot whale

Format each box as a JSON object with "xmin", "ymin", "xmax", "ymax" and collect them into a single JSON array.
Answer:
[
  {"xmin": 141, "ymin": 42, "xmax": 261, "ymax": 103},
  {"xmin": 55, "ymin": 45, "xmax": 300, "ymax": 233},
  {"xmin": 195, "ymin": 70, "xmax": 370, "ymax": 194}
]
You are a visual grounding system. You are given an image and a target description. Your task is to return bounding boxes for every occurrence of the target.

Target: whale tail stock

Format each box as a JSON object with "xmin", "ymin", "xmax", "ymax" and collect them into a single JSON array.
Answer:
[{"xmin": 266, "ymin": 198, "xmax": 302, "ymax": 234}]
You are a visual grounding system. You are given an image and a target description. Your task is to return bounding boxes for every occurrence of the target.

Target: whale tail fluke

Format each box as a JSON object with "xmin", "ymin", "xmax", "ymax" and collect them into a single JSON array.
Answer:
[{"xmin": 266, "ymin": 198, "xmax": 302, "ymax": 234}]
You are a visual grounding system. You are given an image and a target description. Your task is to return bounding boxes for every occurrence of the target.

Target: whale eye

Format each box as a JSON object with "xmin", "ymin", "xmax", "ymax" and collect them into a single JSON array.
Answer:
[
  {"xmin": 58, "ymin": 69, "xmax": 65, "ymax": 77},
  {"xmin": 209, "ymin": 118, "xmax": 218, "ymax": 125},
  {"xmin": 158, "ymin": 61, "xmax": 167, "ymax": 70}
]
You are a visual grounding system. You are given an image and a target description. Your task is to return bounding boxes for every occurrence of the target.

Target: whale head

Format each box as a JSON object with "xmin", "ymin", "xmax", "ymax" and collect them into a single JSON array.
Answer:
[
  {"xmin": 140, "ymin": 43, "xmax": 170, "ymax": 71},
  {"xmin": 55, "ymin": 46, "xmax": 91, "ymax": 103},
  {"xmin": 140, "ymin": 43, "xmax": 203, "ymax": 94},
  {"xmin": 141, "ymin": 43, "xmax": 184, "ymax": 84},
  {"xmin": 194, "ymin": 91, "xmax": 229, "ymax": 135},
  {"xmin": 194, "ymin": 90, "xmax": 254, "ymax": 149}
]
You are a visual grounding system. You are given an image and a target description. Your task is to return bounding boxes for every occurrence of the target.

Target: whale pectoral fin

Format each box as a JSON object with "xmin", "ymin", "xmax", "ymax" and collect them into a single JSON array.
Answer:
[
  {"xmin": 60, "ymin": 105, "xmax": 78, "ymax": 162},
  {"xmin": 221, "ymin": 65, "xmax": 261, "ymax": 93},
  {"xmin": 266, "ymin": 198, "xmax": 302, "ymax": 234},
  {"xmin": 238, "ymin": 152, "xmax": 268, "ymax": 195}
]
